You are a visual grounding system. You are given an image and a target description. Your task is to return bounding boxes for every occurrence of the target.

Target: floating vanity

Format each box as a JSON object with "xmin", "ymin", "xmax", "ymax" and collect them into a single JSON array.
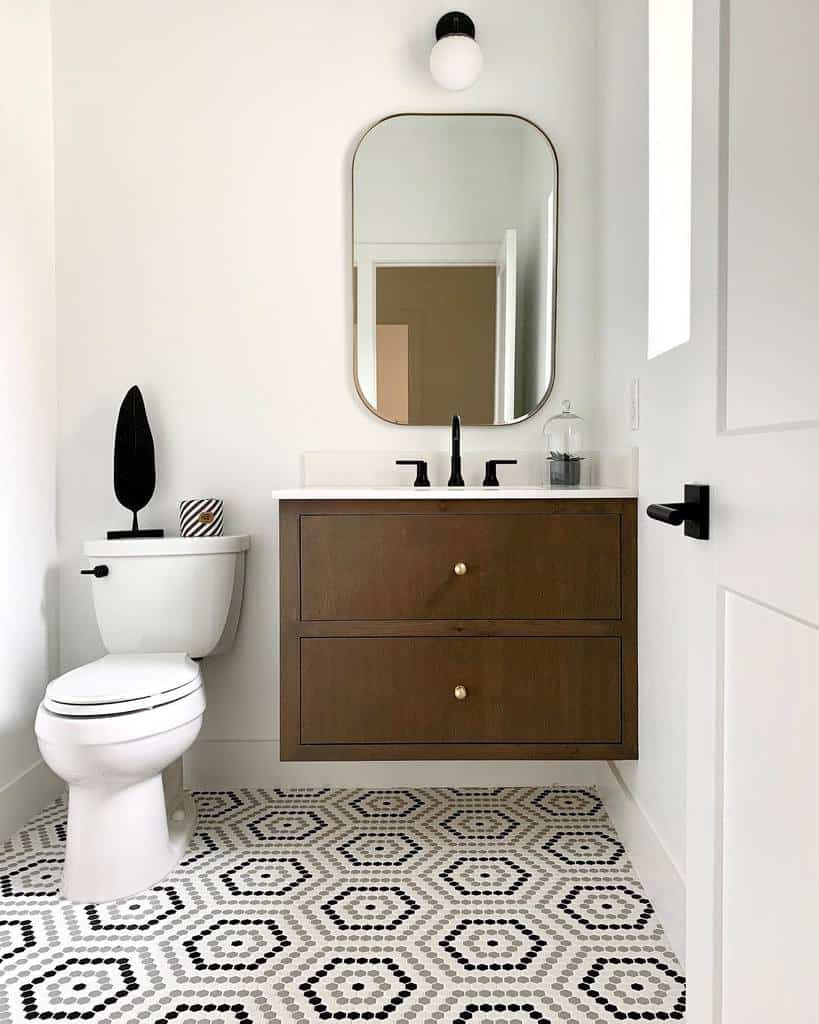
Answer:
[{"xmin": 276, "ymin": 488, "xmax": 637, "ymax": 761}]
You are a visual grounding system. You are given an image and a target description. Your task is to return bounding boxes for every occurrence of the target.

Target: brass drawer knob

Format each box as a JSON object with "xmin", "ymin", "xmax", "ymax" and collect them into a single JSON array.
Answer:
[
  {"xmin": 453, "ymin": 561, "xmax": 468, "ymax": 576},
  {"xmin": 454, "ymin": 684, "xmax": 468, "ymax": 700}
]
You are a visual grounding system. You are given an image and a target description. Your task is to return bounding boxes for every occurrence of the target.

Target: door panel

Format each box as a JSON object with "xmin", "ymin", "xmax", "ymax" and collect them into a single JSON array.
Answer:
[
  {"xmin": 724, "ymin": 1, "xmax": 819, "ymax": 431},
  {"xmin": 722, "ymin": 593, "xmax": 819, "ymax": 1021}
]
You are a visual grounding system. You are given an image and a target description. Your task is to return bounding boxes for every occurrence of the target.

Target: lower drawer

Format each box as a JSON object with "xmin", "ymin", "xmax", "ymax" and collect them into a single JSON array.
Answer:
[{"xmin": 300, "ymin": 637, "xmax": 622, "ymax": 745}]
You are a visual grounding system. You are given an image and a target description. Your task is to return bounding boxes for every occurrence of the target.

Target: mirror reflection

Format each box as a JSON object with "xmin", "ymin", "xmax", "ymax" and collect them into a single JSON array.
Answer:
[{"xmin": 353, "ymin": 114, "xmax": 558, "ymax": 426}]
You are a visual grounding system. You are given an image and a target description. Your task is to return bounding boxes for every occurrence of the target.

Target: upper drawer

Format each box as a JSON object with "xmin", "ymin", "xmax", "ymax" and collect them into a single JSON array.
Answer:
[{"xmin": 300, "ymin": 512, "xmax": 622, "ymax": 620}]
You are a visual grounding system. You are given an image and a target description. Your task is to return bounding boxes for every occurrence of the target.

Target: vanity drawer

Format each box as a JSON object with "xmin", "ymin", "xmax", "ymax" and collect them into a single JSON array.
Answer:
[
  {"xmin": 300, "ymin": 636, "xmax": 622, "ymax": 745},
  {"xmin": 300, "ymin": 513, "xmax": 622, "ymax": 621}
]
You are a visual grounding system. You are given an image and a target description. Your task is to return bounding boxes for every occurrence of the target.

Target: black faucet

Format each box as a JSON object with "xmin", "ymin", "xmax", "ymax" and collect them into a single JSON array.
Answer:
[{"xmin": 448, "ymin": 414, "xmax": 464, "ymax": 486}]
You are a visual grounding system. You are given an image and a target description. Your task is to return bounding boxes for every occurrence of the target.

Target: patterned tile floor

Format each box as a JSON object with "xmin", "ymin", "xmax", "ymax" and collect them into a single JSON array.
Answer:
[{"xmin": 0, "ymin": 787, "xmax": 685, "ymax": 1023}]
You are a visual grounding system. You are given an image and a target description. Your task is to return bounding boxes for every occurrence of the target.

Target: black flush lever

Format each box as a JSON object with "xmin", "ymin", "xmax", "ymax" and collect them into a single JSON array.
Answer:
[
  {"xmin": 395, "ymin": 460, "xmax": 430, "ymax": 487},
  {"xmin": 647, "ymin": 484, "xmax": 710, "ymax": 540},
  {"xmin": 80, "ymin": 565, "xmax": 109, "ymax": 578}
]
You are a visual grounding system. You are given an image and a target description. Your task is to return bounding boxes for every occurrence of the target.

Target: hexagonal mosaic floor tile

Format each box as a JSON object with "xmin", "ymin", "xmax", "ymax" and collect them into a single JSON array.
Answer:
[
  {"xmin": 320, "ymin": 883, "xmax": 421, "ymax": 933},
  {"xmin": 541, "ymin": 830, "xmax": 630, "ymax": 870},
  {"xmin": 1, "ymin": 798, "xmax": 66, "ymax": 857},
  {"xmin": 334, "ymin": 829, "xmax": 426, "ymax": 869},
  {"xmin": 273, "ymin": 943, "xmax": 445, "ymax": 1022},
  {"xmin": 75, "ymin": 883, "xmax": 192, "ymax": 937},
  {"xmin": 0, "ymin": 786, "xmax": 684, "ymax": 1023},
  {"xmin": 1, "ymin": 943, "xmax": 164, "ymax": 1023},
  {"xmin": 528, "ymin": 786, "xmax": 606, "ymax": 819},
  {"xmin": 242, "ymin": 806, "xmax": 336, "ymax": 844},
  {"xmin": 420, "ymin": 905, "xmax": 572, "ymax": 987},
  {"xmin": 205, "ymin": 850, "xmax": 325, "ymax": 904},
  {"xmin": 0, "ymin": 854, "xmax": 64, "ymax": 900},
  {"xmin": 553, "ymin": 944, "xmax": 686, "ymax": 1021},
  {"xmin": 433, "ymin": 852, "xmax": 537, "ymax": 900},
  {"xmin": 438, "ymin": 807, "xmax": 525, "ymax": 842},
  {"xmin": 549, "ymin": 878, "xmax": 663, "ymax": 941},
  {"xmin": 346, "ymin": 788, "xmax": 433, "ymax": 821},
  {"xmin": 158, "ymin": 905, "xmax": 311, "ymax": 985}
]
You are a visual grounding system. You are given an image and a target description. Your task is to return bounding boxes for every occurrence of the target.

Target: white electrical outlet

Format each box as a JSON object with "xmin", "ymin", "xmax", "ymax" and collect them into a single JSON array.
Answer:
[{"xmin": 630, "ymin": 378, "xmax": 640, "ymax": 430}]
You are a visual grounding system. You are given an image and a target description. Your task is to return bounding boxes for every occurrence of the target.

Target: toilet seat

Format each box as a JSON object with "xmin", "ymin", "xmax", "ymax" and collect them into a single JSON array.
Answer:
[{"xmin": 44, "ymin": 654, "xmax": 202, "ymax": 717}]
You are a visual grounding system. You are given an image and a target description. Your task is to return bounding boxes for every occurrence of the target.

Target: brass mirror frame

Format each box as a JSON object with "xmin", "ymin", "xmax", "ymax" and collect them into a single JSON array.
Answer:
[{"xmin": 352, "ymin": 112, "xmax": 559, "ymax": 427}]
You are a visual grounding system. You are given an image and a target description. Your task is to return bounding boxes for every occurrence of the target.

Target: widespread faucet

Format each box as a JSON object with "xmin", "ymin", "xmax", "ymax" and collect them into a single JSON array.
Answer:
[{"xmin": 448, "ymin": 414, "xmax": 464, "ymax": 487}]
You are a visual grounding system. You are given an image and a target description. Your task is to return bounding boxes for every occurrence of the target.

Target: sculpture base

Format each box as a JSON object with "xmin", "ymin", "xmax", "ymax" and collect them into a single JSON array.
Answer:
[{"xmin": 106, "ymin": 528, "xmax": 165, "ymax": 539}]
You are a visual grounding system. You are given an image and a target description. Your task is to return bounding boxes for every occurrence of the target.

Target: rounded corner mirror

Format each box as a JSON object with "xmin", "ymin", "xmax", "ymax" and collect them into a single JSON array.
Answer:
[{"xmin": 353, "ymin": 113, "xmax": 558, "ymax": 426}]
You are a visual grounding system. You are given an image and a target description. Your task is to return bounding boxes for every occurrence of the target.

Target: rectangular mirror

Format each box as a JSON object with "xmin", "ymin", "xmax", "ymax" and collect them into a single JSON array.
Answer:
[{"xmin": 353, "ymin": 113, "xmax": 558, "ymax": 426}]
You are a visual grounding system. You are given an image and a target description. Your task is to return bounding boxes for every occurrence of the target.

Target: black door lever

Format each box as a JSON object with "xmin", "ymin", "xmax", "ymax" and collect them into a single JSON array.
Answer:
[{"xmin": 647, "ymin": 484, "xmax": 709, "ymax": 540}]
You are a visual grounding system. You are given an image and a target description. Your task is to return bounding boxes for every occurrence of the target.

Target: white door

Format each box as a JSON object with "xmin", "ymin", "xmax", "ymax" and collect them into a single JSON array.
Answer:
[
  {"xmin": 493, "ymin": 228, "xmax": 517, "ymax": 422},
  {"xmin": 662, "ymin": 1, "xmax": 819, "ymax": 1019}
]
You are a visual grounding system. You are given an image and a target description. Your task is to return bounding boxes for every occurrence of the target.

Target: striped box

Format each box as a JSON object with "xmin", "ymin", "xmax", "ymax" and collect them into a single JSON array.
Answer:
[{"xmin": 179, "ymin": 498, "xmax": 224, "ymax": 538}]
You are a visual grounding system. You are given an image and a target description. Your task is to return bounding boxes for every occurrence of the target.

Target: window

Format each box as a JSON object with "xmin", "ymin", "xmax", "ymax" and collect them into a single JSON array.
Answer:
[{"xmin": 648, "ymin": 0, "xmax": 693, "ymax": 358}]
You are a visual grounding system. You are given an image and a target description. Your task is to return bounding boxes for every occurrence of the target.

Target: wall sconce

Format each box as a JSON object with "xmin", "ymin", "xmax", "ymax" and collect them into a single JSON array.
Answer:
[{"xmin": 429, "ymin": 11, "xmax": 483, "ymax": 91}]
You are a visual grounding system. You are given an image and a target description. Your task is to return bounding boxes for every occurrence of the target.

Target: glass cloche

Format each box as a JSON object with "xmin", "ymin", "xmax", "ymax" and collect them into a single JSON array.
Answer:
[{"xmin": 544, "ymin": 400, "xmax": 585, "ymax": 487}]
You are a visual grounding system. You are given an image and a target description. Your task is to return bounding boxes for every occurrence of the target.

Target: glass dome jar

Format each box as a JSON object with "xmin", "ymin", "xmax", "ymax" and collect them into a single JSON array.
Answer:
[{"xmin": 544, "ymin": 400, "xmax": 585, "ymax": 487}]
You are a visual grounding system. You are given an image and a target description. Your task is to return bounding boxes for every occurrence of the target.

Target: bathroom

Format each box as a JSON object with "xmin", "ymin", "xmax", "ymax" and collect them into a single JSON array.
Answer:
[{"xmin": 3, "ymin": 0, "xmax": 818, "ymax": 1021}]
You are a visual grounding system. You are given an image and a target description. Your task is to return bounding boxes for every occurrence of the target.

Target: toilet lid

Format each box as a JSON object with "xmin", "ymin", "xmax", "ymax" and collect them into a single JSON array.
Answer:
[{"xmin": 44, "ymin": 654, "xmax": 202, "ymax": 717}]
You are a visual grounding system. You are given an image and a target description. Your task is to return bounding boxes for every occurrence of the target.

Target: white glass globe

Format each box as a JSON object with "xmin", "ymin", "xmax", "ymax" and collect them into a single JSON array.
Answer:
[{"xmin": 429, "ymin": 34, "xmax": 483, "ymax": 91}]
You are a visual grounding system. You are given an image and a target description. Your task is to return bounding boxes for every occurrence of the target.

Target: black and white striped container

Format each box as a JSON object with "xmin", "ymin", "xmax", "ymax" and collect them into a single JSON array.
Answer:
[{"xmin": 179, "ymin": 498, "xmax": 224, "ymax": 538}]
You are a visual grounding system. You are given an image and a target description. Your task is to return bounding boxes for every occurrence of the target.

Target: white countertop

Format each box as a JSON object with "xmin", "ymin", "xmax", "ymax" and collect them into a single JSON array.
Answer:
[{"xmin": 273, "ymin": 486, "xmax": 636, "ymax": 500}]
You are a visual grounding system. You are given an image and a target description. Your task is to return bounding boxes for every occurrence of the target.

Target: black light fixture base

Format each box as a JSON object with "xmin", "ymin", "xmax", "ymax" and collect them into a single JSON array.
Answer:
[
  {"xmin": 107, "ymin": 528, "xmax": 165, "ymax": 539},
  {"xmin": 435, "ymin": 11, "xmax": 476, "ymax": 40}
]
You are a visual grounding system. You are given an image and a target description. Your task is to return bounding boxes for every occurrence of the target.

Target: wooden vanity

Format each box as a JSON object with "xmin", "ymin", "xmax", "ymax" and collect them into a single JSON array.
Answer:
[{"xmin": 279, "ymin": 494, "xmax": 637, "ymax": 760}]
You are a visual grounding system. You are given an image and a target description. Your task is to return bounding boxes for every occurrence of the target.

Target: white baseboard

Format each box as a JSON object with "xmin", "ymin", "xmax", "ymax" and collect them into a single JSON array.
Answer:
[
  {"xmin": 596, "ymin": 762, "xmax": 686, "ymax": 964},
  {"xmin": 0, "ymin": 759, "xmax": 63, "ymax": 842},
  {"xmin": 185, "ymin": 739, "xmax": 599, "ymax": 789}
]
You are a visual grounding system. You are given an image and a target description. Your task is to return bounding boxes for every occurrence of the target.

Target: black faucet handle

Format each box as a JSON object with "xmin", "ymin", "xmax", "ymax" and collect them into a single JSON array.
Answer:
[
  {"xmin": 483, "ymin": 459, "xmax": 518, "ymax": 487},
  {"xmin": 396, "ymin": 459, "xmax": 431, "ymax": 487}
]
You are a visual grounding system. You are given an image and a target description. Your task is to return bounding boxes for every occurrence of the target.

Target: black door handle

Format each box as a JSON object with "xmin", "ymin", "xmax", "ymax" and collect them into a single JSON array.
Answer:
[
  {"xmin": 647, "ymin": 503, "xmax": 688, "ymax": 526},
  {"xmin": 647, "ymin": 484, "xmax": 709, "ymax": 540},
  {"xmin": 80, "ymin": 565, "xmax": 109, "ymax": 578}
]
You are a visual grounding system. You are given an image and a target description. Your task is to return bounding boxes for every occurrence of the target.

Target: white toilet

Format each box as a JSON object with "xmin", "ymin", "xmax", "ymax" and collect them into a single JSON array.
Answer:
[{"xmin": 35, "ymin": 534, "xmax": 250, "ymax": 904}]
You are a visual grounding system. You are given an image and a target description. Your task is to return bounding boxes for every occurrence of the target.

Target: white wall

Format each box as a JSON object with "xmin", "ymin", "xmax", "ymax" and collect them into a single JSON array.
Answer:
[
  {"xmin": 52, "ymin": 0, "xmax": 601, "ymax": 783},
  {"xmin": 596, "ymin": 0, "xmax": 687, "ymax": 882},
  {"xmin": 0, "ymin": 0, "xmax": 61, "ymax": 835}
]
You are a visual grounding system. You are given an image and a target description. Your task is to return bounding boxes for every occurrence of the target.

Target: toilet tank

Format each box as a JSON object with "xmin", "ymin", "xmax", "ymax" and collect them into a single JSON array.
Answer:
[{"xmin": 83, "ymin": 535, "xmax": 250, "ymax": 658}]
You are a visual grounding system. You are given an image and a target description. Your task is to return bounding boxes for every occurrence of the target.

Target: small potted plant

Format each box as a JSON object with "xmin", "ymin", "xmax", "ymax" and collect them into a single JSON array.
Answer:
[
  {"xmin": 547, "ymin": 450, "xmax": 584, "ymax": 487},
  {"xmin": 544, "ymin": 400, "xmax": 585, "ymax": 487}
]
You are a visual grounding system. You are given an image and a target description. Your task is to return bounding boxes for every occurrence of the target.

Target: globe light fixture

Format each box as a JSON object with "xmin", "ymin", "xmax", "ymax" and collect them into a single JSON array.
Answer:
[{"xmin": 429, "ymin": 11, "xmax": 483, "ymax": 91}]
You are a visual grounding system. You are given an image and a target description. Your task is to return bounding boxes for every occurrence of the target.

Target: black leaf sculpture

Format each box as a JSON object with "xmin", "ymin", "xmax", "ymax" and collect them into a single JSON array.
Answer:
[{"xmin": 107, "ymin": 385, "xmax": 164, "ymax": 539}]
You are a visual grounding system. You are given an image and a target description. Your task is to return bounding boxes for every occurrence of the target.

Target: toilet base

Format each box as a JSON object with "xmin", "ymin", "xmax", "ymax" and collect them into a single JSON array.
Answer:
[
  {"xmin": 61, "ymin": 779, "xmax": 197, "ymax": 904},
  {"xmin": 35, "ymin": 684, "xmax": 206, "ymax": 904}
]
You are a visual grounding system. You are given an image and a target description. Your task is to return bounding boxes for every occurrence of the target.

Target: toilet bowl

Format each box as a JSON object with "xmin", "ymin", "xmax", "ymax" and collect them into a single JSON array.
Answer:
[
  {"xmin": 36, "ymin": 654, "xmax": 205, "ymax": 903},
  {"xmin": 36, "ymin": 535, "xmax": 249, "ymax": 903}
]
